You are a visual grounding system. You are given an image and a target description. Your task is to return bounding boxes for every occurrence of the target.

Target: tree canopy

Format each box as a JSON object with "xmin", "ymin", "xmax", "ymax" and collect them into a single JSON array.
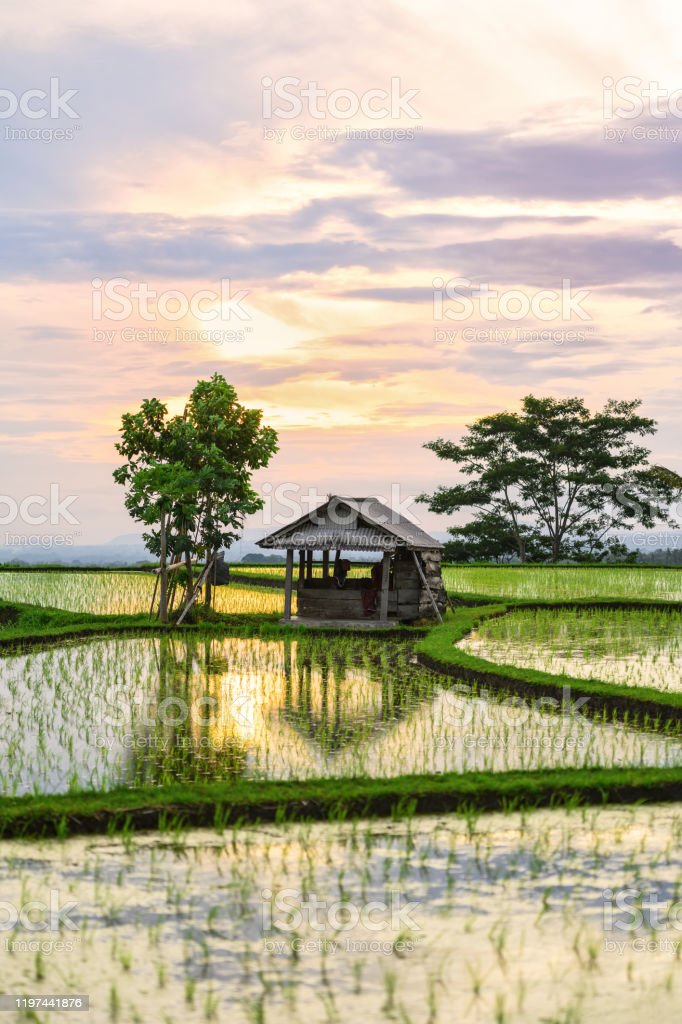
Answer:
[
  {"xmin": 113, "ymin": 374, "xmax": 278, "ymax": 619},
  {"xmin": 419, "ymin": 395, "xmax": 682, "ymax": 563}
]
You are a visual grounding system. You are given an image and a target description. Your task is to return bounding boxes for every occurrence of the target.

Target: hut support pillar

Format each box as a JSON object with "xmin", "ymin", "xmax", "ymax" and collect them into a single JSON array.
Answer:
[
  {"xmin": 306, "ymin": 549, "xmax": 313, "ymax": 582},
  {"xmin": 283, "ymin": 549, "xmax": 294, "ymax": 620},
  {"xmin": 322, "ymin": 550, "xmax": 330, "ymax": 580},
  {"xmin": 379, "ymin": 551, "xmax": 391, "ymax": 621}
]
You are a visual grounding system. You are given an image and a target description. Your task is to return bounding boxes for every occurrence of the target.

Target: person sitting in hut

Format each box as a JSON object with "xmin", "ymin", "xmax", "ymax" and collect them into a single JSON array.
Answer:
[
  {"xmin": 361, "ymin": 561, "xmax": 383, "ymax": 615},
  {"xmin": 332, "ymin": 557, "xmax": 351, "ymax": 588}
]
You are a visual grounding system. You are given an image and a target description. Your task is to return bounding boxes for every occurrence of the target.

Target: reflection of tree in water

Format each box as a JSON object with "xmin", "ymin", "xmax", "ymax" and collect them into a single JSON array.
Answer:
[
  {"xmin": 122, "ymin": 634, "xmax": 438, "ymax": 785},
  {"xmin": 280, "ymin": 638, "xmax": 437, "ymax": 758},
  {"xmin": 125, "ymin": 636, "xmax": 248, "ymax": 787}
]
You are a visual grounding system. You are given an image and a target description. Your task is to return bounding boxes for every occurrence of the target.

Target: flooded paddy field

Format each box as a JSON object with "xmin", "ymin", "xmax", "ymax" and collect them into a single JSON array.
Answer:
[
  {"xmin": 1, "ymin": 634, "xmax": 679, "ymax": 797},
  {"xmin": 1, "ymin": 804, "xmax": 681, "ymax": 1023},
  {"xmin": 459, "ymin": 606, "xmax": 682, "ymax": 693}
]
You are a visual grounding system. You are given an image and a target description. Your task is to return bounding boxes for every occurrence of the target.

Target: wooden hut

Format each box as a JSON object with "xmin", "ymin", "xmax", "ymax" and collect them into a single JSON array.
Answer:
[{"xmin": 257, "ymin": 495, "xmax": 448, "ymax": 627}]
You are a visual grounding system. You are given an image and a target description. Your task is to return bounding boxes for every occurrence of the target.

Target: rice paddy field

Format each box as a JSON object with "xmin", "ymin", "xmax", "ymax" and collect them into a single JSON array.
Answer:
[
  {"xmin": 459, "ymin": 607, "xmax": 682, "ymax": 693},
  {"xmin": 2, "ymin": 805, "xmax": 682, "ymax": 1023},
  {"xmin": 442, "ymin": 565, "xmax": 682, "ymax": 602},
  {"xmin": 232, "ymin": 563, "xmax": 682, "ymax": 603},
  {"xmin": 2, "ymin": 634, "xmax": 679, "ymax": 798},
  {"xmin": 2, "ymin": 567, "xmax": 682, "ymax": 1022},
  {"xmin": 0, "ymin": 572, "xmax": 287, "ymax": 617}
]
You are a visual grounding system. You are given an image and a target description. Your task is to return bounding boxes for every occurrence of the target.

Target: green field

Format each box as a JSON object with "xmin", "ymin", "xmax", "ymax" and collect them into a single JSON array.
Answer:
[
  {"xmin": 2, "ymin": 567, "xmax": 682, "ymax": 1024},
  {"xmin": 236, "ymin": 562, "xmax": 682, "ymax": 602},
  {"xmin": 0, "ymin": 570, "xmax": 287, "ymax": 616},
  {"xmin": 443, "ymin": 564, "xmax": 682, "ymax": 601}
]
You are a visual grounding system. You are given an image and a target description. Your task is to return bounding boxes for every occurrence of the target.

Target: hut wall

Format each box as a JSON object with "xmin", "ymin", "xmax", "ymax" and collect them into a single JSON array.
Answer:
[
  {"xmin": 416, "ymin": 549, "xmax": 448, "ymax": 617},
  {"xmin": 295, "ymin": 558, "xmax": 421, "ymax": 621},
  {"xmin": 392, "ymin": 551, "xmax": 421, "ymax": 619},
  {"xmin": 296, "ymin": 579, "xmax": 399, "ymax": 620}
]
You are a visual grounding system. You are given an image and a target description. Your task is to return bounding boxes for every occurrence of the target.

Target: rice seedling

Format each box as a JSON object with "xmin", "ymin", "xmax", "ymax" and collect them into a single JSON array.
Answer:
[
  {"xmin": 442, "ymin": 565, "xmax": 682, "ymax": 602},
  {"xmin": 0, "ymin": 571, "xmax": 288, "ymax": 617},
  {"xmin": 1, "ymin": 632, "xmax": 679, "ymax": 797},
  {"xmin": 459, "ymin": 606, "xmax": 682, "ymax": 692},
  {"xmin": 0, "ymin": 804, "xmax": 680, "ymax": 1022}
]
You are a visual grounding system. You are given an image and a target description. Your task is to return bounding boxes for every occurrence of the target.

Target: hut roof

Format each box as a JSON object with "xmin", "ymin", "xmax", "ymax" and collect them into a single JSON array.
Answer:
[{"xmin": 257, "ymin": 495, "xmax": 444, "ymax": 552}]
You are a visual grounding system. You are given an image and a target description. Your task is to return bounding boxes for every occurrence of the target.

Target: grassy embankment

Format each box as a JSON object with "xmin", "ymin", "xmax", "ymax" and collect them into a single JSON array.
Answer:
[{"xmin": 2, "ymin": 579, "xmax": 682, "ymax": 837}]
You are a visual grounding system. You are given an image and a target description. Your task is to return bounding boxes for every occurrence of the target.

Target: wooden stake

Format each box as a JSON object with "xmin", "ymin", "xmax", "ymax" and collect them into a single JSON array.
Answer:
[{"xmin": 283, "ymin": 549, "xmax": 294, "ymax": 620}]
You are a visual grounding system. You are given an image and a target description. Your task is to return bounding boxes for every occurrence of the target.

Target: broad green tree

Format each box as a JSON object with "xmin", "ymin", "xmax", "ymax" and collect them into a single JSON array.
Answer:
[
  {"xmin": 419, "ymin": 395, "xmax": 682, "ymax": 563},
  {"xmin": 114, "ymin": 375, "xmax": 278, "ymax": 620}
]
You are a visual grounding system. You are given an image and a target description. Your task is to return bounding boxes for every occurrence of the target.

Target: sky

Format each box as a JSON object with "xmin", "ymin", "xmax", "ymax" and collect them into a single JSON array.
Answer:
[{"xmin": 2, "ymin": 0, "xmax": 682, "ymax": 545}]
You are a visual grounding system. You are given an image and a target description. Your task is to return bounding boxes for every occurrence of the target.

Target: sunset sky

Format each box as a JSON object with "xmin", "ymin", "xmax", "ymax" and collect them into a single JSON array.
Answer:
[{"xmin": 2, "ymin": 0, "xmax": 682, "ymax": 543}]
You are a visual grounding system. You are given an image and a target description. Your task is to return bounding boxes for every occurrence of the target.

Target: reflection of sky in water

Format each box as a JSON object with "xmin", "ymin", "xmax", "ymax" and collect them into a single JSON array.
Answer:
[
  {"xmin": 2, "ymin": 807, "xmax": 682, "ymax": 1022},
  {"xmin": 460, "ymin": 608, "xmax": 682, "ymax": 692},
  {"xmin": 1, "ymin": 634, "xmax": 680, "ymax": 796}
]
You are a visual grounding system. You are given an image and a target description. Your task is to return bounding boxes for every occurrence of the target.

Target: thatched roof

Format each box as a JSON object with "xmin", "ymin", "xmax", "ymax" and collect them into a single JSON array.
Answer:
[{"xmin": 257, "ymin": 495, "xmax": 443, "ymax": 552}]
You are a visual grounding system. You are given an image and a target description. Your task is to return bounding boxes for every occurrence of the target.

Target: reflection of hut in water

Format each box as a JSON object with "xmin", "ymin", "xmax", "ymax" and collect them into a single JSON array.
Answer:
[
  {"xmin": 279, "ymin": 640, "xmax": 434, "ymax": 757},
  {"xmin": 258, "ymin": 495, "xmax": 448, "ymax": 627}
]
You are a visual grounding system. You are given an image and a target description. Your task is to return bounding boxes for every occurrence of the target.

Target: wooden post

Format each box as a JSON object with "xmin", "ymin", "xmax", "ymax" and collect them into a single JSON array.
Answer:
[
  {"xmin": 283, "ymin": 548, "xmax": 294, "ymax": 621},
  {"xmin": 298, "ymin": 550, "xmax": 305, "ymax": 581},
  {"xmin": 204, "ymin": 546, "xmax": 214, "ymax": 609},
  {"xmin": 176, "ymin": 555, "xmax": 216, "ymax": 626},
  {"xmin": 158, "ymin": 511, "xmax": 168, "ymax": 623},
  {"xmin": 306, "ymin": 549, "xmax": 313, "ymax": 582},
  {"xmin": 379, "ymin": 552, "xmax": 391, "ymax": 621},
  {"xmin": 322, "ymin": 550, "xmax": 330, "ymax": 580}
]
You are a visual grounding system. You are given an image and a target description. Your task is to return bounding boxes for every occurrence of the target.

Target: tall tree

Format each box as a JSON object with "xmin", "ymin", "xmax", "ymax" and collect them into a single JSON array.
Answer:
[
  {"xmin": 180, "ymin": 374, "xmax": 279, "ymax": 607},
  {"xmin": 114, "ymin": 375, "xmax": 278, "ymax": 620},
  {"xmin": 419, "ymin": 395, "xmax": 682, "ymax": 563}
]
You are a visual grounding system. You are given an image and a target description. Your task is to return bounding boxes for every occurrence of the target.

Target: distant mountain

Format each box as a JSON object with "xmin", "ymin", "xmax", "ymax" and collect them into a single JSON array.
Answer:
[{"xmin": 0, "ymin": 528, "xmax": 453, "ymax": 568}]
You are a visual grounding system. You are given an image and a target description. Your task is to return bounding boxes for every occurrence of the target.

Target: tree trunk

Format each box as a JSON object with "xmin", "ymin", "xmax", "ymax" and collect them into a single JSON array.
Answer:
[
  {"xmin": 159, "ymin": 512, "xmax": 169, "ymax": 623},
  {"xmin": 183, "ymin": 548, "xmax": 194, "ymax": 619},
  {"xmin": 518, "ymin": 537, "xmax": 526, "ymax": 563}
]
